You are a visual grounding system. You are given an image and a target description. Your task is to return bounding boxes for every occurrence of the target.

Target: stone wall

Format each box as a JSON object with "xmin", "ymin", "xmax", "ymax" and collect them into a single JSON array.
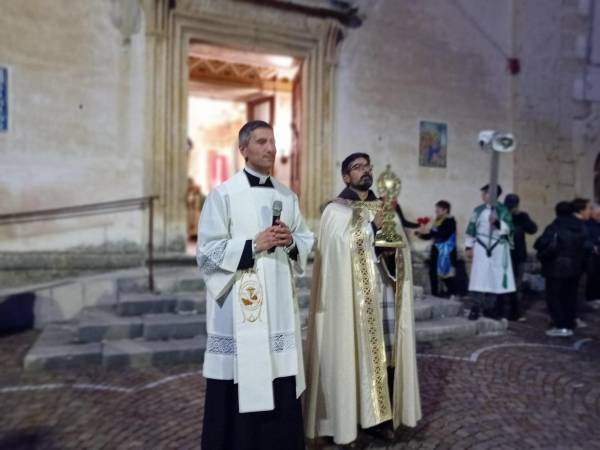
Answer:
[
  {"xmin": 1, "ymin": 0, "xmax": 598, "ymax": 281},
  {"xmin": 512, "ymin": 0, "xmax": 590, "ymax": 232},
  {"xmin": 0, "ymin": 0, "xmax": 148, "ymax": 253},
  {"xmin": 332, "ymin": 0, "xmax": 600, "ymax": 248}
]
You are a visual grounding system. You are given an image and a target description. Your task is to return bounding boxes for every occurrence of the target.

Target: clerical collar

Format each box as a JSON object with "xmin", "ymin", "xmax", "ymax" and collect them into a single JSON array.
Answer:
[
  {"xmin": 244, "ymin": 168, "xmax": 273, "ymax": 188},
  {"xmin": 338, "ymin": 187, "xmax": 378, "ymax": 201}
]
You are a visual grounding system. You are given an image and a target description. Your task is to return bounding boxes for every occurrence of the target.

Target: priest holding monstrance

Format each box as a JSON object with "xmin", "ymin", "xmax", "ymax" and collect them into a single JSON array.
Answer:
[
  {"xmin": 197, "ymin": 120, "xmax": 314, "ymax": 449},
  {"xmin": 305, "ymin": 153, "xmax": 421, "ymax": 446}
]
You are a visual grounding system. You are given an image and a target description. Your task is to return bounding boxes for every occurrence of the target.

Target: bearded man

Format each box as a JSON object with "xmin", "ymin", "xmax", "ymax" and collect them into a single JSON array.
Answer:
[{"xmin": 304, "ymin": 153, "xmax": 421, "ymax": 446}]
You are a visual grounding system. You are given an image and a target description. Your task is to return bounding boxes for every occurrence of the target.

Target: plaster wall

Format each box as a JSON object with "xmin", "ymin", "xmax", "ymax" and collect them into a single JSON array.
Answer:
[
  {"xmin": 0, "ymin": 0, "xmax": 147, "ymax": 252},
  {"xmin": 1, "ymin": 0, "xmax": 597, "ymax": 263},
  {"xmin": 333, "ymin": 0, "xmax": 514, "ymax": 248}
]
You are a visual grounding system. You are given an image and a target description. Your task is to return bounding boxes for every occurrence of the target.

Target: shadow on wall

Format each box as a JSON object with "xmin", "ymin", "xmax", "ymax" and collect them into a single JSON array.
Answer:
[{"xmin": 0, "ymin": 292, "xmax": 35, "ymax": 335}]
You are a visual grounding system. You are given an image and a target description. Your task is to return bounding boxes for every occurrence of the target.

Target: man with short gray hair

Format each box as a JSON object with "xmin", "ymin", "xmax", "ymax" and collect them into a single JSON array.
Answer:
[{"xmin": 197, "ymin": 120, "xmax": 314, "ymax": 449}]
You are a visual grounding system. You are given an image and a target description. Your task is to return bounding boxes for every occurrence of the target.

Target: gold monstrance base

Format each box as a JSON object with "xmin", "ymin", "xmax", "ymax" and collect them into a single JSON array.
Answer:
[
  {"xmin": 374, "ymin": 207, "xmax": 405, "ymax": 248},
  {"xmin": 375, "ymin": 237, "xmax": 405, "ymax": 248}
]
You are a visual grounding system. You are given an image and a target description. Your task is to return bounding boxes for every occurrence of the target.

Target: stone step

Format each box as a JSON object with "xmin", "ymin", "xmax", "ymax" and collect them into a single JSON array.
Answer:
[
  {"xmin": 415, "ymin": 316, "xmax": 507, "ymax": 342},
  {"xmin": 151, "ymin": 254, "xmax": 197, "ymax": 267},
  {"xmin": 25, "ymin": 314, "xmax": 507, "ymax": 370},
  {"xmin": 77, "ymin": 309, "xmax": 143, "ymax": 343},
  {"xmin": 76, "ymin": 308, "xmax": 206, "ymax": 343},
  {"xmin": 143, "ymin": 313, "xmax": 205, "ymax": 341},
  {"xmin": 24, "ymin": 323, "xmax": 102, "ymax": 371},
  {"xmin": 114, "ymin": 267, "xmax": 312, "ymax": 296},
  {"xmin": 116, "ymin": 292, "xmax": 203, "ymax": 316},
  {"xmin": 117, "ymin": 275, "xmax": 207, "ymax": 295},
  {"xmin": 102, "ymin": 337, "xmax": 206, "ymax": 369},
  {"xmin": 414, "ymin": 296, "xmax": 463, "ymax": 322},
  {"xmin": 24, "ymin": 323, "xmax": 207, "ymax": 371},
  {"xmin": 413, "ymin": 285, "xmax": 425, "ymax": 300}
]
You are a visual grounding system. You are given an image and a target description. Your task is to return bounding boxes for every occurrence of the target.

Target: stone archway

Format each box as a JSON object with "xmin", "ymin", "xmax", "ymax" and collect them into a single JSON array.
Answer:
[{"xmin": 143, "ymin": 0, "xmax": 343, "ymax": 251}]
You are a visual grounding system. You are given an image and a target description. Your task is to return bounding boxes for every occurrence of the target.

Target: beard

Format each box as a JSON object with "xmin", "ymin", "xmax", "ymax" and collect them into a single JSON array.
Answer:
[{"xmin": 351, "ymin": 174, "xmax": 373, "ymax": 191}]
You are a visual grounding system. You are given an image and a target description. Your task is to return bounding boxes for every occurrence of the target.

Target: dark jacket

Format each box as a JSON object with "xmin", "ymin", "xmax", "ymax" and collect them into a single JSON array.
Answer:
[
  {"xmin": 585, "ymin": 219, "xmax": 600, "ymax": 248},
  {"xmin": 395, "ymin": 204, "xmax": 419, "ymax": 229},
  {"xmin": 511, "ymin": 211, "xmax": 538, "ymax": 263},
  {"xmin": 419, "ymin": 216, "xmax": 457, "ymax": 265},
  {"xmin": 419, "ymin": 216, "xmax": 457, "ymax": 244},
  {"xmin": 534, "ymin": 215, "xmax": 587, "ymax": 279}
]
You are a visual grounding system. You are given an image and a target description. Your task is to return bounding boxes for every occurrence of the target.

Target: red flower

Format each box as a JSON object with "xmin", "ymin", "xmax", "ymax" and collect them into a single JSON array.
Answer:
[{"xmin": 417, "ymin": 216, "xmax": 430, "ymax": 225}]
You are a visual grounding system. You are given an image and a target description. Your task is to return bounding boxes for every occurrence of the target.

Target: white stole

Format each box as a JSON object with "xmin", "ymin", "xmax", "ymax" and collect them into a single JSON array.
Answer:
[{"xmin": 226, "ymin": 173, "xmax": 278, "ymax": 413}]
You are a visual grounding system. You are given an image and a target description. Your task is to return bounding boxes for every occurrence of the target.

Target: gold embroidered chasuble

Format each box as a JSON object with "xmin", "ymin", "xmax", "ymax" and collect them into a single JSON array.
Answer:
[{"xmin": 305, "ymin": 199, "xmax": 422, "ymax": 445}]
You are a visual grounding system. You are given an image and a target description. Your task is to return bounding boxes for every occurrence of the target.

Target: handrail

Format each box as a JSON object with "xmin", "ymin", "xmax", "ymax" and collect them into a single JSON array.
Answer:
[
  {"xmin": 0, "ymin": 196, "xmax": 158, "ymax": 225},
  {"xmin": 0, "ymin": 195, "xmax": 160, "ymax": 291}
]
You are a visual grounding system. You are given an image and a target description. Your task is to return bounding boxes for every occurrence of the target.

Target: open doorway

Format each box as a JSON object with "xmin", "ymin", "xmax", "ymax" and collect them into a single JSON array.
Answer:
[{"xmin": 185, "ymin": 42, "xmax": 302, "ymax": 251}]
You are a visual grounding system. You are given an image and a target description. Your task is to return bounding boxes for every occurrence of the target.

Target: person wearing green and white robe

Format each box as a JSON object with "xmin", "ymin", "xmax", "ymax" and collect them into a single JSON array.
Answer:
[{"xmin": 465, "ymin": 184, "xmax": 515, "ymax": 320}]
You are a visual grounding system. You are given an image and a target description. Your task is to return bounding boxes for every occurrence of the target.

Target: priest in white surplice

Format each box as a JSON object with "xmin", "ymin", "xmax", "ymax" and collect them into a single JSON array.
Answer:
[
  {"xmin": 197, "ymin": 121, "xmax": 314, "ymax": 450},
  {"xmin": 305, "ymin": 153, "xmax": 421, "ymax": 446}
]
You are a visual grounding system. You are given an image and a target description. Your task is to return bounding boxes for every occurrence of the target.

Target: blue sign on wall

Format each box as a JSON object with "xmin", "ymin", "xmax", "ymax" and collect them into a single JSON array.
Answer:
[{"xmin": 0, "ymin": 67, "xmax": 7, "ymax": 132}]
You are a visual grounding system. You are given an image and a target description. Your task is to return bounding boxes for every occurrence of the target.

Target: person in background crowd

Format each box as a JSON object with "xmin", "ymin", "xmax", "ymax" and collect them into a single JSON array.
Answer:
[
  {"xmin": 186, "ymin": 177, "xmax": 204, "ymax": 242},
  {"xmin": 572, "ymin": 198, "xmax": 594, "ymax": 328},
  {"xmin": 498, "ymin": 194, "xmax": 537, "ymax": 321},
  {"xmin": 465, "ymin": 184, "xmax": 515, "ymax": 321},
  {"xmin": 416, "ymin": 200, "xmax": 457, "ymax": 298},
  {"xmin": 585, "ymin": 203, "xmax": 600, "ymax": 310},
  {"xmin": 534, "ymin": 201, "xmax": 588, "ymax": 337}
]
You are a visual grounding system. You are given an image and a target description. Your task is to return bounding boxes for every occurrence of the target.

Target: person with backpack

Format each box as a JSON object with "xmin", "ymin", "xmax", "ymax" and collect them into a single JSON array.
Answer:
[
  {"xmin": 534, "ymin": 200, "xmax": 589, "ymax": 337},
  {"xmin": 501, "ymin": 194, "xmax": 538, "ymax": 321}
]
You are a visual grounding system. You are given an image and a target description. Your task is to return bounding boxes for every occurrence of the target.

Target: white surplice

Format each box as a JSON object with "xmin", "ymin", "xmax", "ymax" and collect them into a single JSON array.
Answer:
[
  {"xmin": 465, "ymin": 205, "xmax": 516, "ymax": 294},
  {"xmin": 196, "ymin": 171, "xmax": 314, "ymax": 412}
]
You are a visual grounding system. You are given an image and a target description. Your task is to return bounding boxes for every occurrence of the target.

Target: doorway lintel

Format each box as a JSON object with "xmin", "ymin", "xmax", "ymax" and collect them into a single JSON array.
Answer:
[{"xmin": 147, "ymin": 4, "xmax": 342, "ymax": 250}]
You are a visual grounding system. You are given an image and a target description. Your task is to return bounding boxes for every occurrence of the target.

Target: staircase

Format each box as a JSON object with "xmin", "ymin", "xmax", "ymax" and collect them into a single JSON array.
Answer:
[{"xmin": 23, "ymin": 265, "xmax": 506, "ymax": 371}]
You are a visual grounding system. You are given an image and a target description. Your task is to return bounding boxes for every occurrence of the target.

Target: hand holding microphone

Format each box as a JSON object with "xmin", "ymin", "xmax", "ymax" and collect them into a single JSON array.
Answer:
[{"xmin": 254, "ymin": 201, "xmax": 292, "ymax": 253}]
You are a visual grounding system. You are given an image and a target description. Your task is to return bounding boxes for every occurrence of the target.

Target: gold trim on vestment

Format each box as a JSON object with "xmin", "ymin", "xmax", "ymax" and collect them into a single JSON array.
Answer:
[{"xmin": 349, "ymin": 203, "xmax": 391, "ymax": 423}]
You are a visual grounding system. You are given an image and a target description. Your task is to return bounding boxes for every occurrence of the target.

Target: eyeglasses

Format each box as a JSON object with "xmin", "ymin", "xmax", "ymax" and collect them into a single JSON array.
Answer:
[{"xmin": 349, "ymin": 163, "xmax": 373, "ymax": 172}]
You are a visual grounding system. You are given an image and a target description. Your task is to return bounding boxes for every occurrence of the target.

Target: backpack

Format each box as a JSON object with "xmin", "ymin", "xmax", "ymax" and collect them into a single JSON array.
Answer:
[{"xmin": 535, "ymin": 226, "xmax": 558, "ymax": 262}]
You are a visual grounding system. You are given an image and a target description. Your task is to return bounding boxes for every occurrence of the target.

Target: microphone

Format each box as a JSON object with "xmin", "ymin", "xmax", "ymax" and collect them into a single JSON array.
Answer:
[{"xmin": 269, "ymin": 200, "xmax": 283, "ymax": 253}]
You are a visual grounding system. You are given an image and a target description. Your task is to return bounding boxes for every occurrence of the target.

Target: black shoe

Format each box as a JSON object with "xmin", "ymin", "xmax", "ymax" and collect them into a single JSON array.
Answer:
[
  {"xmin": 468, "ymin": 307, "xmax": 480, "ymax": 321},
  {"xmin": 364, "ymin": 422, "xmax": 395, "ymax": 442}
]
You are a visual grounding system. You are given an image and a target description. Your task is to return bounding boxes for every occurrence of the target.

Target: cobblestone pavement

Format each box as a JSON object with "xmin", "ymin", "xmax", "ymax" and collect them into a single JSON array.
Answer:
[{"xmin": 1, "ymin": 295, "xmax": 600, "ymax": 450}]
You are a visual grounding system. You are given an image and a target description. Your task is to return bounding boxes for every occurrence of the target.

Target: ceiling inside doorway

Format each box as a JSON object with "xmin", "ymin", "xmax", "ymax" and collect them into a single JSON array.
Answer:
[{"xmin": 188, "ymin": 42, "xmax": 301, "ymax": 101}]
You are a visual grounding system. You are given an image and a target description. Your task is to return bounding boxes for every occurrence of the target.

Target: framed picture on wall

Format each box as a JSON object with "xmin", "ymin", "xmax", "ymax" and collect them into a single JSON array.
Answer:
[
  {"xmin": 0, "ymin": 66, "xmax": 8, "ymax": 133},
  {"xmin": 419, "ymin": 120, "xmax": 447, "ymax": 168}
]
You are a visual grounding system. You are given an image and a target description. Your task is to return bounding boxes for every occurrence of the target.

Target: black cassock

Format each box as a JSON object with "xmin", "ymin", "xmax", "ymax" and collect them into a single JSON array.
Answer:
[{"xmin": 202, "ymin": 376, "xmax": 305, "ymax": 450}]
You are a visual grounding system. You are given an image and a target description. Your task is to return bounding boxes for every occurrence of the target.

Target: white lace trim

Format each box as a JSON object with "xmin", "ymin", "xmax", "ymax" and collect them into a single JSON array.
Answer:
[
  {"xmin": 198, "ymin": 241, "xmax": 227, "ymax": 275},
  {"xmin": 206, "ymin": 332, "xmax": 296, "ymax": 355}
]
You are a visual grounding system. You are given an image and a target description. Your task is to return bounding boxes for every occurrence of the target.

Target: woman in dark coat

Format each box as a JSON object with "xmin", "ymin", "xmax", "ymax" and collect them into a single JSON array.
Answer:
[
  {"xmin": 416, "ymin": 200, "xmax": 457, "ymax": 297},
  {"xmin": 534, "ymin": 201, "xmax": 587, "ymax": 337}
]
